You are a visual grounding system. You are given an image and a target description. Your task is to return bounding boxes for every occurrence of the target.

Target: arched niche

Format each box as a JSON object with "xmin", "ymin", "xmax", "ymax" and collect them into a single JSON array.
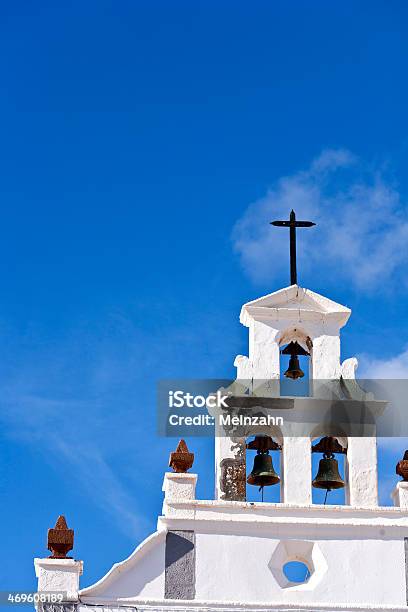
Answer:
[
  {"xmin": 277, "ymin": 326, "xmax": 312, "ymax": 398},
  {"xmin": 245, "ymin": 426, "xmax": 284, "ymax": 503},
  {"xmin": 310, "ymin": 432, "xmax": 348, "ymax": 506}
]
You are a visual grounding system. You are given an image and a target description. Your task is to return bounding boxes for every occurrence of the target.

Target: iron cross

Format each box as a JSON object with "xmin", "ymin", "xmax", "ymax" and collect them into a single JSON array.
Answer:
[{"xmin": 270, "ymin": 210, "xmax": 316, "ymax": 285}]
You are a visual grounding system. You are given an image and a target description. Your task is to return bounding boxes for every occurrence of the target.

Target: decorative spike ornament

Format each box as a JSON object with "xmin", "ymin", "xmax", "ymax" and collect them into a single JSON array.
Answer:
[
  {"xmin": 47, "ymin": 515, "xmax": 74, "ymax": 559},
  {"xmin": 169, "ymin": 439, "xmax": 194, "ymax": 473},
  {"xmin": 396, "ymin": 450, "xmax": 408, "ymax": 481}
]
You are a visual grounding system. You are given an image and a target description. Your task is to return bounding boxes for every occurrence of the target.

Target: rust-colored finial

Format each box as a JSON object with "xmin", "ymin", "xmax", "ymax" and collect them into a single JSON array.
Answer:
[
  {"xmin": 169, "ymin": 439, "xmax": 194, "ymax": 473},
  {"xmin": 47, "ymin": 515, "xmax": 74, "ymax": 559},
  {"xmin": 396, "ymin": 451, "xmax": 408, "ymax": 481}
]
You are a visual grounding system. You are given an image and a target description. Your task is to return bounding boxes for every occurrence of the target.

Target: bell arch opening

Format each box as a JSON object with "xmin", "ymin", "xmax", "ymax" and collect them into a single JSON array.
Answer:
[
  {"xmin": 311, "ymin": 435, "xmax": 347, "ymax": 505},
  {"xmin": 245, "ymin": 434, "xmax": 282, "ymax": 503},
  {"xmin": 278, "ymin": 328, "xmax": 312, "ymax": 397}
]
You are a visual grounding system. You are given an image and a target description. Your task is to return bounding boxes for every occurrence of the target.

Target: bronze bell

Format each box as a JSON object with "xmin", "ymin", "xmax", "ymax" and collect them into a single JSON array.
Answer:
[
  {"xmin": 247, "ymin": 451, "xmax": 280, "ymax": 487},
  {"xmin": 312, "ymin": 452, "xmax": 345, "ymax": 490},
  {"xmin": 281, "ymin": 341, "xmax": 309, "ymax": 380},
  {"xmin": 284, "ymin": 354, "xmax": 304, "ymax": 379}
]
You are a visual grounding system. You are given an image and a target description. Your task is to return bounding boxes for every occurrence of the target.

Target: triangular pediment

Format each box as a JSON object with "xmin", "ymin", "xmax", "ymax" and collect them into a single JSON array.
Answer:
[{"xmin": 240, "ymin": 285, "xmax": 351, "ymax": 328}]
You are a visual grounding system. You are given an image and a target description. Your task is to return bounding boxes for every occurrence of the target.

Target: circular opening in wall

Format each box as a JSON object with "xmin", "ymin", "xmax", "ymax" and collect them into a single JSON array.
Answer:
[{"xmin": 283, "ymin": 561, "xmax": 310, "ymax": 583}]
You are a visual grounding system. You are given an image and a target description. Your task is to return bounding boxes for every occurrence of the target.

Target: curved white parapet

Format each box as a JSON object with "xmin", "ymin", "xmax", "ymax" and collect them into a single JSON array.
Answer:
[
  {"xmin": 341, "ymin": 357, "xmax": 358, "ymax": 380},
  {"xmin": 80, "ymin": 530, "xmax": 166, "ymax": 601}
]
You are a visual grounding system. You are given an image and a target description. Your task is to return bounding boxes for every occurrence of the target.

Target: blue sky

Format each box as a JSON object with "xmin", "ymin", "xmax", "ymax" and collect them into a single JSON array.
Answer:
[{"xmin": 1, "ymin": 0, "xmax": 408, "ymax": 597}]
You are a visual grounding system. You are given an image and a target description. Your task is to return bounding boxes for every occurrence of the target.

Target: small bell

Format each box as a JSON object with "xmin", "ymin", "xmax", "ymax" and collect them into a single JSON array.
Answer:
[
  {"xmin": 281, "ymin": 341, "xmax": 309, "ymax": 380},
  {"xmin": 247, "ymin": 451, "xmax": 280, "ymax": 488},
  {"xmin": 312, "ymin": 452, "xmax": 345, "ymax": 491},
  {"xmin": 284, "ymin": 354, "xmax": 304, "ymax": 379}
]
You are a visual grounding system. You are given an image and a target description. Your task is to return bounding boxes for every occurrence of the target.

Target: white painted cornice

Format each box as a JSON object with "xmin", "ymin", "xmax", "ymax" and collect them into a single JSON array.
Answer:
[
  {"xmin": 240, "ymin": 285, "xmax": 351, "ymax": 329},
  {"xmin": 158, "ymin": 499, "xmax": 408, "ymax": 535}
]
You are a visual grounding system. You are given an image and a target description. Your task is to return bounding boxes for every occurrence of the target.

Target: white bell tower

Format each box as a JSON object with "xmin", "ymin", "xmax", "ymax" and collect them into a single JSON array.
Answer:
[{"xmin": 215, "ymin": 284, "xmax": 381, "ymax": 508}]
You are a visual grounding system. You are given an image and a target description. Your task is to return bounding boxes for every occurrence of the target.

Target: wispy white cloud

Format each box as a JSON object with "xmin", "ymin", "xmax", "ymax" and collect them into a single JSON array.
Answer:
[
  {"xmin": 0, "ymin": 392, "xmax": 147, "ymax": 539},
  {"xmin": 0, "ymin": 307, "xmax": 237, "ymax": 539},
  {"xmin": 233, "ymin": 149, "xmax": 408, "ymax": 289},
  {"xmin": 359, "ymin": 347, "xmax": 408, "ymax": 379},
  {"xmin": 0, "ymin": 316, "xmax": 161, "ymax": 540}
]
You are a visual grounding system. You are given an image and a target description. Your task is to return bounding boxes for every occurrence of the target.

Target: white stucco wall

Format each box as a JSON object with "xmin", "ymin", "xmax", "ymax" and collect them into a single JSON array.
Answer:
[
  {"xmin": 77, "ymin": 518, "xmax": 407, "ymax": 608},
  {"xmin": 74, "ymin": 475, "xmax": 408, "ymax": 611},
  {"xmin": 194, "ymin": 532, "xmax": 405, "ymax": 606}
]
